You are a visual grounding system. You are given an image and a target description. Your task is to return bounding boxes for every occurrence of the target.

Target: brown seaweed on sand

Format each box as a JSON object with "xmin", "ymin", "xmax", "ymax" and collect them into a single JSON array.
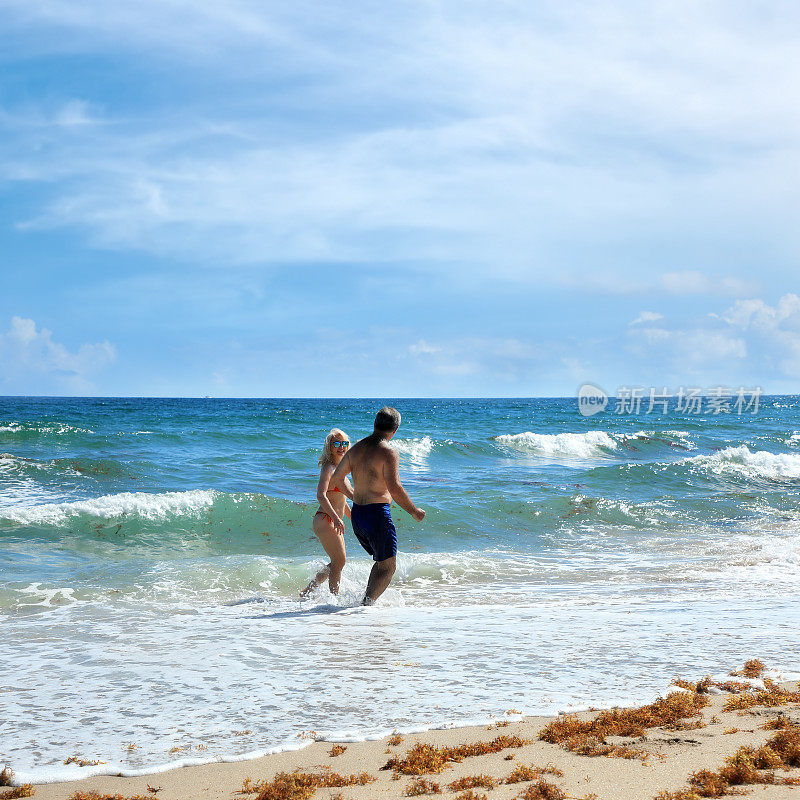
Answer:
[
  {"xmin": 328, "ymin": 745, "xmax": 346, "ymax": 757},
  {"xmin": 735, "ymin": 659, "xmax": 767, "ymax": 678},
  {"xmin": 382, "ymin": 735, "xmax": 529, "ymax": 775},
  {"xmin": 446, "ymin": 774, "xmax": 497, "ymax": 791},
  {"xmin": 0, "ymin": 787, "xmax": 35, "ymax": 800},
  {"xmin": 404, "ymin": 777, "xmax": 441, "ymax": 796},
  {"xmin": 505, "ymin": 764, "xmax": 563, "ymax": 783},
  {"xmin": 239, "ymin": 769, "xmax": 375, "ymax": 800},
  {"xmin": 722, "ymin": 681, "xmax": 800, "ymax": 712},
  {"xmin": 516, "ymin": 780, "xmax": 566, "ymax": 800},
  {"xmin": 539, "ymin": 689, "xmax": 709, "ymax": 760},
  {"xmin": 68, "ymin": 793, "xmax": 152, "ymax": 800},
  {"xmin": 653, "ymin": 721, "xmax": 800, "ymax": 799},
  {"xmin": 0, "ymin": 771, "xmax": 13, "ymax": 788},
  {"xmin": 671, "ymin": 678, "xmax": 711, "ymax": 694},
  {"xmin": 762, "ymin": 714, "xmax": 795, "ymax": 730}
]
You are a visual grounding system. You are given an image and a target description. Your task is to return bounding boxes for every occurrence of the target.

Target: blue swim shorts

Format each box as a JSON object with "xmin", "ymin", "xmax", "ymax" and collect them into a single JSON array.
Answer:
[{"xmin": 351, "ymin": 503, "xmax": 397, "ymax": 562}]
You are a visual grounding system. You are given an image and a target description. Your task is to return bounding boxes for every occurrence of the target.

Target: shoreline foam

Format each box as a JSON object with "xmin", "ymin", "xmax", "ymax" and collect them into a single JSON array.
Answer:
[{"xmin": 11, "ymin": 669, "xmax": 800, "ymax": 800}]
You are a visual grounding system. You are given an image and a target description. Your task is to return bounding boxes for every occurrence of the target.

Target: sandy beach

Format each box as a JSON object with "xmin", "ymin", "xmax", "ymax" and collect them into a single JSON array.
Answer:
[{"xmin": 10, "ymin": 666, "xmax": 800, "ymax": 800}]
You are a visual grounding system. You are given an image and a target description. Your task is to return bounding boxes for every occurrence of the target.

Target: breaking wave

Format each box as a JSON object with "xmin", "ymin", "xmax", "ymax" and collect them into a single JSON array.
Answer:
[
  {"xmin": 690, "ymin": 446, "xmax": 800, "ymax": 482},
  {"xmin": 0, "ymin": 490, "xmax": 313, "ymax": 556},
  {"xmin": 493, "ymin": 430, "xmax": 619, "ymax": 459},
  {"xmin": 392, "ymin": 435, "xmax": 436, "ymax": 460}
]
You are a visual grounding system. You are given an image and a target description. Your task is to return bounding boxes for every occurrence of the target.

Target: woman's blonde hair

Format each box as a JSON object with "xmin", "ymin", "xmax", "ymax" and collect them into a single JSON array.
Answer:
[{"xmin": 318, "ymin": 428, "xmax": 348, "ymax": 467}]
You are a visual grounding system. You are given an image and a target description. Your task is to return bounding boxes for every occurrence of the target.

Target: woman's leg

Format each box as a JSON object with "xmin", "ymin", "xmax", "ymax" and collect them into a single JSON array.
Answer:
[{"xmin": 301, "ymin": 514, "xmax": 347, "ymax": 596}]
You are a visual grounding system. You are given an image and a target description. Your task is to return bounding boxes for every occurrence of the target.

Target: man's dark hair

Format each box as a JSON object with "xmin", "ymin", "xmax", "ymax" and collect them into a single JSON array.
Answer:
[{"xmin": 374, "ymin": 406, "xmax": 401, "ymax": 433}]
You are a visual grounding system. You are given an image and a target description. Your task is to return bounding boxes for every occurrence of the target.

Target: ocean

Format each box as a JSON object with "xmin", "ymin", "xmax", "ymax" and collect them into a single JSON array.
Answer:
[{"xmin": 2, "ymin": 396, "xmax": 799, "ymax": 783}]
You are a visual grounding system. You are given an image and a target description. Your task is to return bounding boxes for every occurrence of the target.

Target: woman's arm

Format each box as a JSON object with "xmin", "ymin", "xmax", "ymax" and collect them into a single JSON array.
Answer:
[{"xmin": 316, "ymin": 465, "xmax": 345, "ymax": 535}]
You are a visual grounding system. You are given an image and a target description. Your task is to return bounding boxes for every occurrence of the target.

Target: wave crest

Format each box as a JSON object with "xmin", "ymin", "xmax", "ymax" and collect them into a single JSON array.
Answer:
[
  {"xmin": 0, "ymin": 489, "xmax": 219, "ymax": 526},
  {"xmin": 0, "ymin": 421, "xmax": 95, "ymax": 437},
  {"xmin": 392, "ymin": 436, "xmax": 435, "ymax": 461},
  {"xmin": 692, "ymin": 446, "xmax": 800, "ymax": 481},
  {"xmin": 493, "ymin": 431, "xmax": 618, "ymax": 459}
]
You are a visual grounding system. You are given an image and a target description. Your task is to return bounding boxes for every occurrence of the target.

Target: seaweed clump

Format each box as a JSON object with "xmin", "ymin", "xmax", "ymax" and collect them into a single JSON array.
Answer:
[
  {"xmin": 722, "ymin": 680, "xmax": 800, "ymax": 712},
  {"xmin": 540, "ymin": 690, "xmax": 709, "ymax": 760},
  {"xmin": 240, "ymin": 769, "xmax": 375, "ymax": 800},
  {"xmin": 653, "ymin": 722, "xmax": 800, "ymax": 799},
  {"xmin": 382, "ymin": 735, "xmax": 529, "ymax": 775},
  {"xmin": 328, "ymin": 745, "xmax": 346, "ymax": 757},
  {"xmin": 64, "ymin": 756, "xmax": 103, "ymax": 767},
  {"xmin": 517, "ymin": 780, "xmax": 566, "ymax": 800},
  {"xmin": 505, "ymin": 764, "xmax": 564, "ymax": 783},
  {"xmin": 736, "ymin": 659, "xmax": 767, "ymax": 678},
  {"xmin": 671, "ymin": 678, "xmax": 711, "ymax": 694},
  {"xmin": 0, "ymin": 787, "xmax": 35, "ymax": 800},
  {"xmin": 68, "ymin": 793, "xmax": 152, "ymax": 800},
  {"xmin": 0, "ymin": 771, "xmax": 13, "ymax": 789},
  {"xmin": 404, "ymin": 777, "xmax": 441, "ymax": 796},
  {"xmin": 762, "ymin": 714, "xmax": 794, "ymax": 730},
  {"xmin": 453, "ymin": 792, "xmax": 487, "ymax": 800},
  {"xmin": 447, "ymin": 774, "xmax": 497, "ymax": 791}
]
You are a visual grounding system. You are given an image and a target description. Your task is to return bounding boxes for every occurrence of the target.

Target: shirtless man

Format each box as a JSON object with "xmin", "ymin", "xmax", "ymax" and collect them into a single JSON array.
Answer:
[{"xmin": 330, "ymin": 406, "xmax": 425, "ymax": 605}]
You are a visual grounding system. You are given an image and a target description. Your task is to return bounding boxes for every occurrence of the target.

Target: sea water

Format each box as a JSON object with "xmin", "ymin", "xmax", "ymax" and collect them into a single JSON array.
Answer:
[{"xmin": 2, "ymin": 397, "xmax": 800, "ymax": 782}]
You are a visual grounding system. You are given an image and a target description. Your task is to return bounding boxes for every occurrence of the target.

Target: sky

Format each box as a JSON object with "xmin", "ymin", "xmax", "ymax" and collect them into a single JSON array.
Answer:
[{"xmin": 1, "ymin": 0, "xmax": 799, "ymax": 397}]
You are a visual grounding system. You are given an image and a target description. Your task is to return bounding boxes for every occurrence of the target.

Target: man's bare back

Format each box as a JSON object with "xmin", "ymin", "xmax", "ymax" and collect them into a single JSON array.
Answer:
[
  {"xmin": 347, "ymin": 436, "xmax": 395, "ymax": 505},
  {"xmin": 330, "ymin": 407, "xmax": 425, "ymax": 604}
]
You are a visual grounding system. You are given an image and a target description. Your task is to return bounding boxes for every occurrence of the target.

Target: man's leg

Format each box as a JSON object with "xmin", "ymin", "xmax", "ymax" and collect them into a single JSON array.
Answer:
[{"xmin": 362, "ymin": 556, "xmax": 396, "ymax": 605}]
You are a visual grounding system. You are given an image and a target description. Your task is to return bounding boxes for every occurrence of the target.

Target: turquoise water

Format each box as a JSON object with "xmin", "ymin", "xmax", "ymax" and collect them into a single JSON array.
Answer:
[{"xmin": 2, "ymin": 397, "xmax": 800, "ymax": 782}]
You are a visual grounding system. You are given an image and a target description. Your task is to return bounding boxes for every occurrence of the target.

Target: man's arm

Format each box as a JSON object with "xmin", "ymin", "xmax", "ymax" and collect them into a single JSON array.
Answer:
[
  {"xmin": 330, "ymin": 450, "xmax": 351, "ymax": 493},
  {"xmin": 383, "ymin": 448, "xmax": 425, "ymax": 521}
]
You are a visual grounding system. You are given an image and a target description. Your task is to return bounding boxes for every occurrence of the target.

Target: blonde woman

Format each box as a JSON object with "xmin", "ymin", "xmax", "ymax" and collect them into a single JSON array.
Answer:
[{"xmin": 300, "ymin": 428, "xmax": 354, "ymax": 596}]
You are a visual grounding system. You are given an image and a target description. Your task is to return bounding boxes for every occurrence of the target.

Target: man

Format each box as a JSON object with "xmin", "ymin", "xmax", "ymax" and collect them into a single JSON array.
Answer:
[{"xmin": 331, "ymin": 406, "xmax": 425, "ymax": 605}]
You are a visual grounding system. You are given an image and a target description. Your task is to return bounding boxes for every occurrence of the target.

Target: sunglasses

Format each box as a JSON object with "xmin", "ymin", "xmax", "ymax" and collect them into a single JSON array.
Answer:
[{"xmin": 332, "ymin": 440, "xmax": 350, "ymax": 449}]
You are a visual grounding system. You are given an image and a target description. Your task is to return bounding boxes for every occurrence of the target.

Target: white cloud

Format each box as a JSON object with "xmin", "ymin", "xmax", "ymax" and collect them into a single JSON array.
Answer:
[
  {"xmin": 635, "ymin": 326, "xmax": 746, "ymax": 362},
  {"xmin": 0, "ymin": 316, "xmax": 116, "ymax": 392},
  {"xmin": 557, "ymin": 270, "xmax": 761, "ymax": 297},
  {"xmin": 660, "ymin": 271, "xmax": 759, "ymax": 297},
  {"xmin": 0, "ymin": 1, "xmax": 797, "ymax": 274},
  {"xmin": 54, "ymin": 99, "xmax": 97, "ymax": 127},
  {"xmin": 630, "ymin": 311, "xmax": 664, "ymax": 325},
  {"xmin": 409, "ymin": 340, "xmax": 442, "ymax": 355},
  {"xmin": 722, "ymin": 293, "xmax": 800, "ymax": 378},
  {"xmin": 623, "ymin": 293, "xmax": 800, "ymax": 383},
  {"xmin": 722, "ymin": 293, "xmax": 800, "ymax": 330}
]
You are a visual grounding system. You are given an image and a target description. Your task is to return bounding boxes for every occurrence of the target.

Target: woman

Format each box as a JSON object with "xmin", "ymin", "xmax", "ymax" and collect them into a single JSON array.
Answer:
[{"xmin": 300, "ymin": 428, "xmax": 353, "ymax": 596}]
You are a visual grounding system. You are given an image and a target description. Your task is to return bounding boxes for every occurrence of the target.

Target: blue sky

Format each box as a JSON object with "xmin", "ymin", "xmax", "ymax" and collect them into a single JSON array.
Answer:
[{"xmin": 1, "ymin": 1, "xmax": 798, "ymax": 397}]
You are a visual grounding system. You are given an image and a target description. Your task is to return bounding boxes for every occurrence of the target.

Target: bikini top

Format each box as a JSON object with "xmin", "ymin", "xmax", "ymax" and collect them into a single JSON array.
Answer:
[{"xmin": 327, "ymin": 485, "xmax": 342, "ymax": 494}]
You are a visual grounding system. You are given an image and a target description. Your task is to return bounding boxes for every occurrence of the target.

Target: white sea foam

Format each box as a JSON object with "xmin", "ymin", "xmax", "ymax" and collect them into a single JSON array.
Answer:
[
  {"xmin": 625, "ymin": 429, "xmax": 696, "ymax": 450},
  {"xmin": 11, "ymin": 583, "xmax": 84, "ymax": 611},
  {"xmin": 0, "ymin": 421, "xmax": 94, "ymax": 434},
  {"xmin": 710, "ymin": 674, "xmax": 768, "ymax": 691},
  {"xmin": 7, "ymin": 586, "xmax": 798, "ymax": 784},
  {"xmin": 0, "ymin": 489, "xmax": 218, "ymax": 525},
  {"xmin": 494, "ymin": 430, "xmax": 618, "ymax": 459},
  {"xmin": 393, "ymin": 435, "xmax": 435, "ymax": 460},
  {"xmin": 691, "ymin": 446, "xmax": 800, "ymax": 480}
]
